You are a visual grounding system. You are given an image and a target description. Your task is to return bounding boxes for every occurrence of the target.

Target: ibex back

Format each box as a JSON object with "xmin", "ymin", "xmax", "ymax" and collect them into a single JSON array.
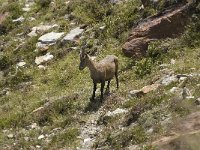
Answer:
[{"xmin": 79, "ymin": 49, "xmax": 119, "ymax": 101}]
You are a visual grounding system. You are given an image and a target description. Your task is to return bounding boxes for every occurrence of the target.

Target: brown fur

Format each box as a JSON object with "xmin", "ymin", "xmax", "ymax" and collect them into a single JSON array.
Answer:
[{"xmin": 79, "ymin": 50, "xmax": 119, "ymax": 101}]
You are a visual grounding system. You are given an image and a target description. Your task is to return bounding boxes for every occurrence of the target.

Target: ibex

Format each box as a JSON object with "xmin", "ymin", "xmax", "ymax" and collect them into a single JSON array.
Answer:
[{"xmin": 79, "ymin": 49, "xmax": 119, "ymax": 101}]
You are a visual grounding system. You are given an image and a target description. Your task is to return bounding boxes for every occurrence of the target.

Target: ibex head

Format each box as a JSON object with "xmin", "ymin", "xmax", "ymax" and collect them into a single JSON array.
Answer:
[{"xmin": 79, "ymin": 48, "xmax": 89, "ymax": 70}]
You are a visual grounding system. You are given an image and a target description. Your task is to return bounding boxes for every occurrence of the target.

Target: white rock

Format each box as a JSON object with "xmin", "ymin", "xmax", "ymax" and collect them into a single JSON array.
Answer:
[
  {"xmin": 159, "ymin": 64, "xmax": 169, "ymax": 69},
  {"xmin": 84, "ymin": 138, "xmax": 91, "ymax": 143},
  {"xmin": 38, "ymin": 134, "xmax": 45, "ymax": 140},
  {"xmin": 32, "ymin": 106, "xmax": 44, "ymax": 113},
  {"xmin": 7, "ymin": 134, "xmax": 14, "ymax": 139},
  {"xmin": 65, "ymin": 1, "xmax": 70, "ymax": 5},
  {"xmin": 99, "ymin": 26, "xmax": 106, "ymax": 30},
  {"xmin": 36, "ymin": 145, "xmax": 41, "ymax": 148},
  {"xmin": 13, "ymin": 16, "xmax": 25, "ymax": 22},
  {"xmin": 16, "ymin": 61, "xmax": 26, "ymax": 67},
  {"xmin": 35, "ymin": 53, "xmax": 54, "ymax": 65},
  {"xmin": 29, "ymin": 17, "xmax": 36, "ymax": 21},
  {"xmin": 22, "ymin": 7, "xmax": 31, "ymax": 12},
  {"xmin": 179, "ymin": 77, "xmax": 187, "ymax": 81},
  {"xmin": 30, "ymin": 123, "xmax": 37, "ymax": 129},
  {"xmin": 186, "ymin": 96, "xmax": 194, "ymax": 99},
  {"xmin": 38, "ymin": 32, "xmax": 65, "ymax": 44},
  {"xmin": 105, "ymin": 108, "xmax": 128, "ymax": 117},
  {"xmin": 32, "ymin": 24, "xmax": 59, "ymax": 34},
  {"xmin": 28, "ymin": 30, "xmax": 37, "ymax": 37},
  {"xmin": 63, "ymin": 27, "xmax": 84, "ymax": 41},
  {"xmin": 170, "ymin": 59, "xmax": 176, "ymax": 64},
  {"xmin": 38, "ymin": 65, "xmax": 46, "ymax": 70}
]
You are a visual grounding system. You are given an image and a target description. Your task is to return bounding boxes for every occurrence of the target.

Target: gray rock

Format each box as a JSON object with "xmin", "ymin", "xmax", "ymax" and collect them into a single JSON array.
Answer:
[
  {"xmin": 161, "ymin": 75, "xmax": 178, "ymax": 86},
  {"xmin": 38, "ymin": 32, "xmax": 65, "ymax": 44},
  {"xmin": 63, "ymin": 27, "xmax": 84, "ymax": 42}
]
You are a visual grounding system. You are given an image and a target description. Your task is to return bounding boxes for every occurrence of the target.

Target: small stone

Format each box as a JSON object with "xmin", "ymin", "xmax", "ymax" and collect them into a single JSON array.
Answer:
[
  {"xmin": 195, "ymin": 98, "xmax": 200, "ymax": 105},
  {"xmin": 36, "ymin": 145, "xmax": 41, "ymax": 148},
  {"xmin": 129, "ymin": 90, "xmax": 144, "ymax": 97},
  {"xmin": 16, "ymin": 61, "xmax": 26, "ymax": 67},
  {"xmin": 24, "ymin": 137, "xmax": 29, "ymax": 141},
  {"xmin": 99, "ymin": 26, "xmax": 106, "ymax": 30},
  {"xmin": 38, "ymin": 65, "xmax": 46, "ymax": 70},
  {"xmin": 141, "ymin": 83, "xmax": 160, "ymax": 94},
  {"xmin": 35, "ymin": 53, "xmax": 54, "ymax": 65},
  {"xmin": 159, "ymin": 64, "xmax": 169, "ymax": 69},
  {"xmin": 30, "ymin": 123, "xmax": 37, "ymax": 129},
  {"xmin": 38, "ymin": 134, "xmax": 45, "ymax": 140},
  {"xmin": 32, "ymin": 107, "xmax": 44, "ymax": 113},
  {"xmin": 13, "ymin": 16, "xmax": 25, "ymax": 22},
  {"xmin": 170, "ymin": 59, "xmax": 176, "ymax": 64},
  {"xmin": 105, "ymin": 108, "xmax": 128, "ymax": 117},
  {"xmin": 7, "ymin": 134, "xmax": 14, "ymax": 139},
  {"xmin": 84, "ymin": 138, "xmax": 91, "ymax": 143},
  {"xmin": 22, "ymin": 7, "xmax": 31, "ymax": 12},
  {"xmin": 146, "ymin": 128, "xmax": 153, "ymax": 134}
]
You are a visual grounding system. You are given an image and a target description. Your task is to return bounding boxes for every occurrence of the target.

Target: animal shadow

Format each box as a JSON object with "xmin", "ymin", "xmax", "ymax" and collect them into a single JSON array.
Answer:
[{"xmin": 84, "ymin": 92, "xmax": 111, "ymax": 112}]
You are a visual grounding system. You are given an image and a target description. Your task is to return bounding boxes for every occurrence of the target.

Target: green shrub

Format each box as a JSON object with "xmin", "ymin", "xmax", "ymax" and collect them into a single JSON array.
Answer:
[
  {"xmin": 147, "ymin": 41, "xmax": 164, "ymax": 62},
  {"xmin": 182, "ymin": 14, "xmax": 200, "ymax": 47},
  {"xmin": 1, "ymin": 2, "xmax": 23, "ymax": 19},
  {"xmin": 72, "ymin": 0, "xmax": 112, "ymax": 24},
  {"xmin": 0, "ymin": 54, "xmax": 10, "ymax": 70},
  {"xmin": 135, "ymin": 58, "xmax": 153, "ymax": 78},
  {"xmin": 8, "ymin": 69, "xmax": 32, "ymax": 87},
  {"xmin": 36, "ymin": 0, "xmax": 51, "ymax": 8}
]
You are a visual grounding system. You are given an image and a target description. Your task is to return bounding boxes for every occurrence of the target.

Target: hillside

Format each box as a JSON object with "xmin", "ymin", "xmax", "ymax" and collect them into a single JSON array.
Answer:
[{"xmin": 0, "ymin": 0, "xmax": 200, "ymax": 149}]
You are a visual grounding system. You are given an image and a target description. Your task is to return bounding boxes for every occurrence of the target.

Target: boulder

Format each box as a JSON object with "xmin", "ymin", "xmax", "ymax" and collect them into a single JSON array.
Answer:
[
  {"xmin": 122, "ymin": 2, "xmax": 193, "ymax": 58},
  {"xmin": 38, "ymin": 32, "xmax": 64, "ymax": 44}
]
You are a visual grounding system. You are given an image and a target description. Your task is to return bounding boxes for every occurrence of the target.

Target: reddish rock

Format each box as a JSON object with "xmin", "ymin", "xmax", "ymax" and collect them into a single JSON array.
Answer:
[{"xmin": 122, "ymin": 2, "xmax": 193, "ymax": 58}]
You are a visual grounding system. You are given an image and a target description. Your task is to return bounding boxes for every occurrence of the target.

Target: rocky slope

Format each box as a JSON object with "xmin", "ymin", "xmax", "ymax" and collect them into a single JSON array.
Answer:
[{"xmin": 0, "ymin": 0, "xmax": 200, "ymax": 149}]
